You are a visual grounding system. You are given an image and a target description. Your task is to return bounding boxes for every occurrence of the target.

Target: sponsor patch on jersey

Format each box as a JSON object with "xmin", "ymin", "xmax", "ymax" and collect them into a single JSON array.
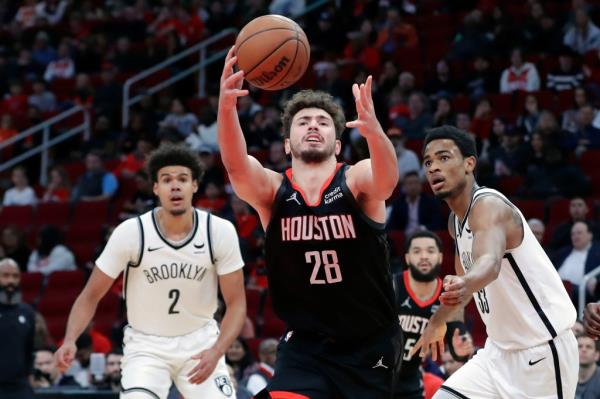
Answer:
[
  {"xmin": 324, "ymin": 186, "xmax": 343, "ymax": 204},
  {"xmin": 214, "ymin": 375, "xmax": 233, "ymax": 397}
]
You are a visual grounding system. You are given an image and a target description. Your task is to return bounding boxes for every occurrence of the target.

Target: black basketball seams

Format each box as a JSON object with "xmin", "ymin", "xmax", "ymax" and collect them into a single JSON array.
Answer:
[
  {"xmin": 244, "ymin": 37, "xmax": 302, "ymax": 80},
  {"xmin": 236, "ymin": 27, "xmax": 298, "ymax": 63},
  {"xmin": 265, "ymin": 23, "xmax": 301, "ymax": 89}
]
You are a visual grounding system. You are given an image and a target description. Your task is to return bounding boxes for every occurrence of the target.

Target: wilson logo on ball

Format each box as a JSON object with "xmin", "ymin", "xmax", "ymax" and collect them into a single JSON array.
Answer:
[{"xmin": 249, "ymin": 56, "xmax": 290, "ymax": 87}]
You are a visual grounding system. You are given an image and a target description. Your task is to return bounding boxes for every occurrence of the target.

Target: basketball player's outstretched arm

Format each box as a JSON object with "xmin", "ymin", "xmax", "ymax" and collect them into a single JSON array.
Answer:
[
  {"xmin": 346, "ymin": 76, "xmax": 399, "ymax": 200},
  {"xmin": 53, "ymin": 267, "xmax": 115, "ymax": 371},
  {"xmin": 188, "ymin": 269, "xmax": 246, "ymax": 384},
  {"xmin": 217, "ymin": 46, "xmax": 281, "ymax": 213}
]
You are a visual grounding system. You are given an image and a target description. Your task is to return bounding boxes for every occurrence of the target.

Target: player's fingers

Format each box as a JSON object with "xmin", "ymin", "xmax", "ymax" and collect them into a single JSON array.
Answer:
[
  {"xmin": 352, "ymin": 83, "xmax": 360, "ymax": 101},
  {"xmin": 345, "ymin": 120, "xmax": 363, "ymax": 129},
  {"xmin": 409, "ymin": 338, "xmax": 424, "ymax": 358},
  {"xmin": 224, "ymin": 70, "xmax": 245, "ymax": 88},
  {"xmin": 439, "ymin": 339, "xmax": 445, "ymax": 356},
  {"xmin": 431, "ymin": 341, "xmax": 438, "ymax": 361},
  {"xmin": 453, "ymin": 328, "xmax": 460, "ymax": 338},
  {"xmin": 584, "ymin": 321, "xmax": 600, "ymax": 337},
  {"xmin": 364, "ymin": 75, "xmax": 374, "ymax": 107},
  {"xmin": 586, "ymin": 304, "xmax": 600, "ymax": 323}
]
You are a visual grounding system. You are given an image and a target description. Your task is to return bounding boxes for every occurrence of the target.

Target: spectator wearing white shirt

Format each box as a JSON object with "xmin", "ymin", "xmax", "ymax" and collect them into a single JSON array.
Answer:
[
  {"xmin": 499, "ymin": 48, "xmax": 540, "ymax": 93},
  {"xmin": 159, "ymin": 98, "xmax": 199, "ymax": 138},
  {"xmin": 27, "ymin": 225, "xmax": 76, "ymax": 275},
  {"xmin": 564, "ymin": 7, "xmax": 600, "ymax": 55},
  {"xmin": 387, "ymin": 127, "xmax": 421, "ymax": 179},
  {"xmin": 2, "ymin": 166, "xmax": 37, "ymax": 206},
  {"xmin": 28, "ymin": 80, "xmax": 57, "ymax": 113},
  {"xmin": 43, "ymin": 42, "xmax": 75, "ymax": 82},
  {"xmin": 244, "ymin": 339, "xmax": 278, "ymax": 395}
]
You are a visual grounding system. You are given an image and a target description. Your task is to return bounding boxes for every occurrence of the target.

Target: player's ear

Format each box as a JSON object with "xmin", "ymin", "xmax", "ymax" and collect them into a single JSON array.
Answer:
[
  {"xmin": 464, "ymin": 155, "xmax": 476, "ymax": 174},
  {"xmin": 192, "ymin": 179, "xmax": 198, "ymax": 193},
  {"xmin": 284, "ymin": 138, "xmax": 291, "ymax": 155},
  {"xmin": 335, "ymin": 139, "xmax": 341, "ymax": 156},
  {"xmin": 153, "ymin": 182, "xmax": 159, "ymax": 196}
]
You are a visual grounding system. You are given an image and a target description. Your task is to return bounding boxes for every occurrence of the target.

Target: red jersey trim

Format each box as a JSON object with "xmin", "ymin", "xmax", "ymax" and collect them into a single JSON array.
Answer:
[
  {"xmin": 268, "ymin": 392, "xmax": 311, "ymax": 399},
  {"xmin": 403, "ymin": 270, "xmax": 442, "ymax": 308},
  {"xmin": 285, "ymin": 163, "xmax": 343, "ymax": 207}
]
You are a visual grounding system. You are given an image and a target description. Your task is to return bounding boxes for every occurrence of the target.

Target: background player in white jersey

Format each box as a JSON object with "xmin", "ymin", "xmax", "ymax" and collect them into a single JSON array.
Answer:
[
  {"xmin": 54, "ymin": 144, "xmax": 246, "ymax": 399},
  {"xmin": 411, "ymin": 126, "xmax": 578, "ymax": 398}
]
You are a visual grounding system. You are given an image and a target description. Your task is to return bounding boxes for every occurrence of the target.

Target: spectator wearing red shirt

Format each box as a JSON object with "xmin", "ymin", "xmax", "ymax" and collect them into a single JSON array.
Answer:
[
  {"xmin": 41, "ymin": 166, "xmax": 71, "ymax": 203},
  {"xmin": 2, "ymin": 81, "xmax": 28, "ymax": 116}
]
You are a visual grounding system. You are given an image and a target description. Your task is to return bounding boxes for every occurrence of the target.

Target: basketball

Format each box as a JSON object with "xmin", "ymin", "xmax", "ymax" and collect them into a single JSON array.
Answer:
[{"xmin": 235, "ymin": 15, "xmax": 310, "ymax": 91}]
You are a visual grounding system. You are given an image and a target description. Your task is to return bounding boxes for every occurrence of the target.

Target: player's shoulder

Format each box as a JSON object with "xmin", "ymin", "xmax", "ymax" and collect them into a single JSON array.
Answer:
[{"xmin": 202, "ymin": 210, "xmax": 237, "ymax": 235}]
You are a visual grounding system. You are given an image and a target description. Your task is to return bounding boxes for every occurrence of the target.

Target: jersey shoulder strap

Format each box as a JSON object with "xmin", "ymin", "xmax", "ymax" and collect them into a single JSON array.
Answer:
[{"xmin": 206, "ymin": 211, "xmax": 215, "ymax": 266}]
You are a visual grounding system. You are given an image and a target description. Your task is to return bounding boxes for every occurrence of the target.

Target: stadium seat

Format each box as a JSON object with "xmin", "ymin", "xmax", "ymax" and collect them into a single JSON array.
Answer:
[
  {"xmin": 21, "ymin": 272, "xmax": 43, "ymax": 305},
  {"xmin": 0, "ymin": 205, "xmax": 34, "ymax": 227},
  {"xmin": 512, "ymin": 199, "xmax": 545, "ymax": 221},
  {"xmin": 259, "ymin": 293, "xmax": 286, "ymax": 338},
  {"xmin": 36, "ymin": 202, "xmax": 71, "ymax": 226},
  {"xmin": 246, "ymin": 287, "xmax": 265, "ymax": 326},
  {"xmin": 72, "ymin": 199, "xmax": 111, "ymax": 225}
]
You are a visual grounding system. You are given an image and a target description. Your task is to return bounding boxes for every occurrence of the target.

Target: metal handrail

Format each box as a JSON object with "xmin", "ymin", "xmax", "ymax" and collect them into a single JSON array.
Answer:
[
  {"xmin": 121, "ymin": 28, "xmax": 236, "ymax": 128},
  {"xmin": 0, "ymin": 105, "xmax": 90, "ymax": 185},
  {"xmin": 579, "ymin": 265, "xmax": 600, "ymax": 319}
]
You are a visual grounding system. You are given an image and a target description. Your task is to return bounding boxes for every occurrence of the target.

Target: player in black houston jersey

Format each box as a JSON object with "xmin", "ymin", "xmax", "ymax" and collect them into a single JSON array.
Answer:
[
  {"xmin": 395, "ymin": 230, "xmax": 474, "ymax": 399},
  {"xmin": 218, "ymin": 47, "xmax": 402, "ymax": 399}
]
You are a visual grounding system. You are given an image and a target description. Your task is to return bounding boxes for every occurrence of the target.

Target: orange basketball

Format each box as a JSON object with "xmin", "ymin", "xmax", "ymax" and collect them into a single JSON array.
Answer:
[{"xmin": 235, "ymin": 15, "xmax": 310, "ymax": 91}]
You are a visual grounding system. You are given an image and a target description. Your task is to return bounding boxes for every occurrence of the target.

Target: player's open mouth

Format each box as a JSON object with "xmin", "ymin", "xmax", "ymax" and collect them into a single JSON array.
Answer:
[
  {"xmin": 431, "ymin": 176, "xmax": 445, "ymax": 190},
  {"xmin": 305, "ymin": 133, "xmax": 322, "ymax": 143},
  {"xmin": 170, "ymin": 196, "xmax": 183, "ymax": 205}
]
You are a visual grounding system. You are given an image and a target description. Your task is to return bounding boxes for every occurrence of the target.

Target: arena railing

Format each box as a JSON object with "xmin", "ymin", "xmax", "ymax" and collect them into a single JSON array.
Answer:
[
  {"xmin": 0, "ymin": 105, "xmax": 90, "ymax": 185},
  {"xmin": 579, "ymin": 265, "xmax": 600, "ymax": 319},
  {"xmin": 120, "ymin": 28, "xmax": 237, "ymax": 129}
]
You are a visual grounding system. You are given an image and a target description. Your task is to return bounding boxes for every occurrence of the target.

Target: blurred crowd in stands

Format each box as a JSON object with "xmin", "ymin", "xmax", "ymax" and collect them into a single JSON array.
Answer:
[{"xmin": 2, "ymin": 0, "xmax": 600, "ymax": 396}]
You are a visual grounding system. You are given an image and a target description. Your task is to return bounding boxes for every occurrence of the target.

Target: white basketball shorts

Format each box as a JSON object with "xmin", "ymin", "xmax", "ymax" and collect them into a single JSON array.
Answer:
[
  {"xmin": 436, "ymin": 329, "xmax": 578, "ymax": 399},
  {"xmin": 120, "ymin": 320, "xmax": 235, "ymax": 399}
]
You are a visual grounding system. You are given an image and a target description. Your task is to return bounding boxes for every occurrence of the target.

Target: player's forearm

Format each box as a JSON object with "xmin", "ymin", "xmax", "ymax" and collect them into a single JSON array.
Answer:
[
  {"xmin": 63, "ymin": 293, "xmax": 99, "ymax": 343},
  {"xmin": 463, "ymin": 254, "xmax": 501, "ymax": 296},
  {"xmin": 365, "ymin": 130, "xmax": 399, "ymax": 196},
  {"xmin": 217, "ymin": 106, "xmax": 251, "ymax": 175},
  {"xmin": 212, "ymin": 299, "xmax": 246, "ymax": 356},
  {"xmin": 430, "ymin": 303, "xmax": 464, "ymax": 326}
]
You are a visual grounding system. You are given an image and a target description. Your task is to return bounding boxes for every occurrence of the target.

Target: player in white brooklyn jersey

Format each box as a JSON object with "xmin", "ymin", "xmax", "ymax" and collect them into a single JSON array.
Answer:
[
  {"xmin": 411, "ymin": 126, "xmax": 578, "ymax": 399},
  {"xmin": 54, "ymin": 144, "xmax": 246, "ymax": 399}
]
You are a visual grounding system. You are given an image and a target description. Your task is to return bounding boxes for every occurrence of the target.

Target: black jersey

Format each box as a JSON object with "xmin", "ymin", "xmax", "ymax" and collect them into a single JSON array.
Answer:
[
  {"xmin": 395, "ymin": 271, "xmax": 442, "ymax": 394},
  {"xmin": 264, "ymin": 163, "xmax": 397, "ymax": 342}
]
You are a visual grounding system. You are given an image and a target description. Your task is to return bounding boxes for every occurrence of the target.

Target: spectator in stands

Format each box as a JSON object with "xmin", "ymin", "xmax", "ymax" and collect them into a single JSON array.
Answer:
[
  {"xmin": 28, "ymin": 80, "xmax": 56, "ymax": 114},
  {"xmin": 227, "ymin": 364, "xmax": 253, "ymax": 399},
  {"xmin": 15, "ymin": 49, "xmax": 40, "ymax": 82},
  {"xmin": 523, "ymin": 1, "xmax": 562, "ymax": 54},
  {"xmin": 564, "ymin": 7, "xmax": 600, "ymax": 55},
  {"xmin": 554, "ymin": 221, "xmax": 600, "ymax": 301},
  {"xmin": 27, "ymin": 225, "xmax": 76, "ymax": 275},
  {"xmin": 113, "ymin": 137, "xmax": 153, "ymax": 179},
  {"xmin": 394, "ymin": 91, "xmax": 433, "ymax": 139},
  {"xmin": 441, "ymin": 349, "xmax": 466, "ymax": 379},
  {"xmin": 466, "ymin": 55, "xmax": 498, "ymax": 100},
  {"xmin": 306, "ymin": 11, "xmax": 345, "ymax": 55},
  {"xmin": 118, "ymin": 170, "xmax": 157, "ymax": 220},
  {"xmin": 387, "ymin": 127, "xmax": 420, "ymax": 179},
  {"xmin": 517, "ymin": 94, "xmax": 540, "ymax": 136},
  {"xmin": 488, "ymin": 127, "xmax": 527, "ymax": 177},
  {"xmin": 387, "ymin": 171, "xmax": 443, "ymax": 235},
  {"xmin": 375, "ymin": 7, "xmax": 418, "ymax": 55},
  {"xmin": 69, "ymin": 332, "xmax": 93, "ymax": 388},
  {"xmin": 226, "ymin": 337, "xmax": 254, "ymax": 382},
  {"xmin": 159, "ymin": 98, "xmax": 199, "ymax": 138},
  {"xmin": 31, "ymin": 31, "xmax": 56, "ymax": 70},
  {"xmin": 197, "ymin": 146, "xmax": 224, "ymax": 195},
  {"xmin": 547, "ymin": 46, "xmax": 584, "ymax": 92},
  {"xmin": 110, "ymin": 36, "xmax": 143, "ymax": 72},
  {"xmin": 264, "ymin": 140, "xmax": 290, "ymax": 173},
  {"xmin": 378, "ymin": 61, "xmax": 399, "ymax": 99},
  {"xmin": 551, "ymin": 197, "xmax": 600, "ymax": 250},
  {"xmin": 563, "ymin": 88, "xmax": 592, "ymax": 133},
  {"xmin": 36, "ymin": 0, "xmax": 69, "ymax": 26},
  {"xmin": 0, "ymin": 258, "xmax": 35, "ymax": 399},
  {"xmin": 244, "ymin": 109, "xmax": 282, "ymax": 151},
  {"xmin": 2, "ymin": 80, "xmax": 28, "ymax": 116},
  {"xmin": 0, "ymin": 226, "xmax": 30, "ymax": 273},
  {"xmin": 528, "ymin": 218, "xmax": 546, "ymax": 244},
  {"xmin": 93, "ymin": 63, "xmax": 122, "ymax": 122},
  {"xmin": 432, "ymin": 96, "xmax": 455, "ymax": 127},
  {"xmin": 13, "ymin": 0, "xmax": 39, "ymax": 30},
  {"xmin": 2, "ymin": 166, "xmax": 37, "ymax": 206},
  {"xmin": 499, "ymin": 47, "xmax": 541, "ymax": 93},
  {"xmin": 522, "ymin": 131, "xmax": 567, "ymax": 198},
  {"xmin": 577, "ymin": 335, "xmax": 600, "ymax": 398},
  {"xmin": 72, "ymin": 73, "xmax": 95, "ymax": 108},
  {"xmin": 471, "ymin": 98, "xmax": 494, "ymax": 144},
  {"xmin": 31, "ymin": 348, "xmax": 80, "ymax": 388},
  {"xmin": 244, "ymin": 338, "xmax": 278, "ymax": 395},
  {"xmin": 0, "ymin": 113, "xmax": 19, "ymax": 159},
  {"xmin": 425, "ymin": 59, "xmax": 458, "ymax": 99},
  {"xmin": 71, "ymin": 151, "xmax": 119, "ymax": 202},
  {"xmin": 573, "ymin": 319, "xmax": 585, "ymax": 337},
  {"xmin": 41, "ymin": 166, "xmax": 71, "ymax": 203},
  {"xmin": 269, "ymin": 0, "xmax": 305, "ymax": 17},
  {"xmin": 423, "ymin": 369, "xmax": 445, "ymax": 399},
  {"xmin": 570, "ymin": 104, "xmax": 600, "ymax": 156},
  {"xmin": 43, "ymin": 41, "xmax": 75, "ymax": 82},
  {"xmin": 450, "ymin": 9, "xmax": 493, "ymax": 59},
  {"xmin": 96, "ymin": 350, "xmax": 122, "ymax": 392},
  {"xmin": 34, "ymin": 312, "xmax": 54, "ymax": 351}
]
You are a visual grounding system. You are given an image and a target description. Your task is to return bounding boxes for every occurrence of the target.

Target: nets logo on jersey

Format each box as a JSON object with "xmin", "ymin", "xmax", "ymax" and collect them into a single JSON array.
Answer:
[
  {"xmin": 214, "ymin": 375, "xmax": 233, "ymax": 397},
  {"xmin": 281, "ymin": 214, "xmax": 356, "ymax": 241},
  {"xmin": 461, "ymin": 251, "xmax": 474, "ymax": 271}
]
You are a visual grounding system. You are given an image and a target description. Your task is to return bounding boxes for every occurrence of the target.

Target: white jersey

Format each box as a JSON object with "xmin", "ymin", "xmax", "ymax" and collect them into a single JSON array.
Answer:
[
  {"xmin": 96, "ymin": 208, "xmax": 244, "ymax": 337},
  {"xmin": 454, "ymin": 187, "xmax": 576, "ymax": 350}
]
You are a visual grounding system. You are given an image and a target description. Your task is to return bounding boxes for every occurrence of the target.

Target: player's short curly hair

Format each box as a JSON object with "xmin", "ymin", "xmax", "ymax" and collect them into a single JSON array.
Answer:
[
  {"xmin": 281, "ymin": 90, "xmax": 345, "ymax": 139},
  {"xmin": 423, "ymin": 125, "xmax": 478, "ymax": 160},
  {"xmin": 147, "ymin": 144, "xmax": 203, "ymax": 183}
]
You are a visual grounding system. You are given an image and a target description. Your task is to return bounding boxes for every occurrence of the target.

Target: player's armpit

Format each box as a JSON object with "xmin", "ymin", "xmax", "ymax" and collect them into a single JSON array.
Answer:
[
  {"xmin": 346, "ymin": 158, "xmax": 398, "ymax": 201},
  {"xmin": 227, "ymin": 158, "xmax": 282, "ymax": 216}
]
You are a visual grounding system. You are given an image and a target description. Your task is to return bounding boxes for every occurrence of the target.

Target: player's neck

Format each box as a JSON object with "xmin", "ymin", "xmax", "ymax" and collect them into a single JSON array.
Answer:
[
  {"xmin": 155, "ymin": 207, "xmax": 195, "ymax": 240},
  {"xmin": 580, "ymin": 362, "xmax": 597, "ymax": 384},
  {"xmin": 408, "ymin": 273, "xmax": 438, "ymax": 301},
  {"xmin": 446, "ymin": 178, "xmax": 477, "ymax": 222},
  {"xmin": 290, "ymin": 157, "xmax": 338, "ymax": 198}
]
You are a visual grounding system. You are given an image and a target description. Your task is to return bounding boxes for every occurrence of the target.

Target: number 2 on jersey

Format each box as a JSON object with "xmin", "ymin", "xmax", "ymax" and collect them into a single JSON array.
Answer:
[
  {"xmin": 168, "ymin": 289, "xmax": 180, "ymax": 314},
  {"xmin": 306, "ymin": 250, "xmax": 342, "ymax": 284}
]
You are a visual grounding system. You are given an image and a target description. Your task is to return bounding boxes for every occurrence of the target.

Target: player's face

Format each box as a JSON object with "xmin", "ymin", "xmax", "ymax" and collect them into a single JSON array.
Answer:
[
  {"xmin": 405, "ymin": 237, "xmax": 442, "ymax": 282},
  {"xmin": 153, "ymin": 166, "xmax": 198, "ymax": 216},
  {"xmin": 105, "ymin": 354, "xmax": 122, "ymax": 380},
  {"xmin": 34, "ymin": 351, "xmax": 57, "ymax": 378},
  {"xmin": 423, "ymin": 139, "xmax": 475, "ymax": 200},
  {"xmin": 0, "ymin": 264, "xmax": 20, "ymax": 294},
  {"xmin": 286, "ymin": 107, "xmax": 340, "ymax": 163},
  {"xmin": 441, "ymin": 351, "xmax": 463, "ymax": 376}
]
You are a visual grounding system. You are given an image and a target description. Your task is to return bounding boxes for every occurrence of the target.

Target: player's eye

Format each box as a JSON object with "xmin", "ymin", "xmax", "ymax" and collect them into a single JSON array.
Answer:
[{"xmin": 424, "ymin": 160, "xmax": 432, "ymax": 167}]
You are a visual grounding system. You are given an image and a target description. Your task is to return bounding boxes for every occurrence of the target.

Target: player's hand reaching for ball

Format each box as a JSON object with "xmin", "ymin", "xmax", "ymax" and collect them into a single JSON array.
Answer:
[
  {"xmin": 219, "ymin": 46, "xmax": 249, "ymax": 110},
  {"xmin": 584, "ymin": 302, "xmax": 600, "ymax": 340},
  {"xmin": 187, "ymin": 346, "xmax": 222, "ymax": 384},
  {"xmin": 346, "ymin": 76, "xmax": 383, "ymax": 138},
  {"xmin": 54, "ymin": 341, "xmax": 77, "ymax": 373},
  {"xmin": 440, "ymin": 275, "xmax": 468, "ymax": 306}
]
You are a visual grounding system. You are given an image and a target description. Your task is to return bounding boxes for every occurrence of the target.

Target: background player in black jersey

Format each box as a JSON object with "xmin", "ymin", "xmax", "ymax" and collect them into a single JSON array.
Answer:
[
  {"xmin": 218, "ymin": 47, "xmax": 402, "ymax": 399},
  {"xmin": 395, "ymin": 230, "xmax": 473, "ymax": 399}
]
